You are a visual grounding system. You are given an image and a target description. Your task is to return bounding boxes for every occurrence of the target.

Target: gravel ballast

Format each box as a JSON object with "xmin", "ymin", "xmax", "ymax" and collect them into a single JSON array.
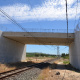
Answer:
[{"xmin": 4, "ymin": 68, "xmax": 41, "ymax": 80}]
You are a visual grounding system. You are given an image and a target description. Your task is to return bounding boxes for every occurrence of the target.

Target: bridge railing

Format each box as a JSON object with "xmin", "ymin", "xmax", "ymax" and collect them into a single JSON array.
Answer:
[
  {"xmin": 0, "ymin": 27, "xmax": 74, "ymax": 33},
  {"xmin": 24, "ymin": 28, "xmax": 74, "ymax": 33}
]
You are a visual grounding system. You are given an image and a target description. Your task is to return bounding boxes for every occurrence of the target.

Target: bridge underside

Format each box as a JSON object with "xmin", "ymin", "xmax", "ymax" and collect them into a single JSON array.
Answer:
[
  {"xmin": 3, "ymin": 37, "xmax": 74, "ymax": 45},
  {"xmin": 2, "ymin": 32, "xmax": 74, "ymax": 45}
]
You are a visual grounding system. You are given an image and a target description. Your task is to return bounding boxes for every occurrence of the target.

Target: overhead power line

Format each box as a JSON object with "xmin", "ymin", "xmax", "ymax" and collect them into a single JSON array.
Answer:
[
  {"xmin": 0, "ymin": 8, "xmax": 27, "ymax": 32},
  {"xmin": 0, "ymin": 8, "xmax": 55, "ymax": 51}
]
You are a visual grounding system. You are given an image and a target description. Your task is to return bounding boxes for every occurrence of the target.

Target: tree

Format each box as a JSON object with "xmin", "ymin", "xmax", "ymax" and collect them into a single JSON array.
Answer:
[
  {"xmin": 61, "ymin": 53, "xmax": 66, "ymax": 57},
  {"xmin": 35, "ymin": 53, "xmax": 39, "ymax": 61}
]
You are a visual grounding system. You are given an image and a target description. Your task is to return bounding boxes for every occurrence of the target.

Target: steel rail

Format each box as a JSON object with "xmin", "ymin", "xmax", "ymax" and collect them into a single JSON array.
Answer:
[{"xmin": 0, "ymin": 58, "xmax": 58, "ymax": 80}]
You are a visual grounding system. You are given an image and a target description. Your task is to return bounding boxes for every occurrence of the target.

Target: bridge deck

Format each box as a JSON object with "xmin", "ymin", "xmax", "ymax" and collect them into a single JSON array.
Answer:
[{"xmin": 2, "ymin": 32, "xmax": 74, "ymax": 45}]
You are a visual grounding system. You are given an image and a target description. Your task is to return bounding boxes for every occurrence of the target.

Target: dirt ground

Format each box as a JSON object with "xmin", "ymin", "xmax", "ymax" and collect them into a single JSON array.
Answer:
[
  {"xmin": 37, "ymin": 59, "xmax": 80, "ymax": 80},
  {"xmin": 26, "ymin": 57, "xmax": 54, "ymax": 63},
  {"xmin": 0, "ymin": 57, "xmax": 53, "ymax": 73},
  {"xmin": 0, "ymin": 57, "xmax": 80, "ymax": 80}
]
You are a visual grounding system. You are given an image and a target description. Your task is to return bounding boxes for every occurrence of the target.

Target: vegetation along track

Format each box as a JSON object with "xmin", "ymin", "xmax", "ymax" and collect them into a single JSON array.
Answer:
[{"xmin": 0, "ymin": 58, "xmax": 58, "ymax": 80}]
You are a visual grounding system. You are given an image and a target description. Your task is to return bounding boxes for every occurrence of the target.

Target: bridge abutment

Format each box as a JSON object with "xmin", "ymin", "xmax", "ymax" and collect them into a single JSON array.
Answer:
[
  {"xmin": 69, "ymin": 31, "xmax": 80, "ymax": 69},
  {"xmin": 0, "ymin": 31, "xmax": 26, "ymax": 63}
]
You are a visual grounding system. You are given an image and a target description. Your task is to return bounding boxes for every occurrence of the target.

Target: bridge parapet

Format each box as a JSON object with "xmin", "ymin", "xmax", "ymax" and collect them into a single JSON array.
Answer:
[
  {"xmin": 23, "ymin": 28, "xmax": 74, "ymax": 33},
  {"xmin": 0, "ymin": 27, "xmax": 74, "ymax": 33}
]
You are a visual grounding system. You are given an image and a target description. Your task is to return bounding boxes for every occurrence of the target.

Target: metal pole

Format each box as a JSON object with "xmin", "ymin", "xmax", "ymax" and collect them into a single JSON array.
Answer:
[
  {"xmin": 57, "ymin": 46, "xmax": 60, "ymax": 58},
  {"xmin": 65, "ymin": 0, "xmax": 68, "ymax": 38}
]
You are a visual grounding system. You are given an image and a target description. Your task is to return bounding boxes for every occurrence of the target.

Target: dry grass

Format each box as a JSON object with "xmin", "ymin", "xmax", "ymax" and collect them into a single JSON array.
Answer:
[
  {"xmin": 37, "ymin": 67, "xmax": 50, "ymax": 80},
  {"xmin": 37, "ymin": 60, "xmax": 57, "ymax": 80},
  {"xmin": 0, "ymin": 57, "xmax": 53, "ymax": 73},
  {"xmin": 0, "ymin": 63, "xmax": 16, "ymax": 73},
  {"xmin": 26, "ymin": 57, "xmax": 54, "ymax": 63}
]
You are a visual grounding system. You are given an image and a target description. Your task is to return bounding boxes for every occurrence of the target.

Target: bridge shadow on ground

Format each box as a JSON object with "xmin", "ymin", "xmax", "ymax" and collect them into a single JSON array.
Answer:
[
  {"xmin": 5, "ymin": 61, "xmax": 80, "ymax": 73},
  {"xmin": 6, "ymin": 61, "xmax": 51, "ymax": 69},
  {"xmin": 6, "ymin": 61, "xmax": 35, "ymax": 68}
]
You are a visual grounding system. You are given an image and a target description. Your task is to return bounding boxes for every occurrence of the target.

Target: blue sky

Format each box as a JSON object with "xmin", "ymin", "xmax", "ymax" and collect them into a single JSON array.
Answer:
[{"xmin": 0, "ymin": 0, "xmax": 80, "ymax": 55}]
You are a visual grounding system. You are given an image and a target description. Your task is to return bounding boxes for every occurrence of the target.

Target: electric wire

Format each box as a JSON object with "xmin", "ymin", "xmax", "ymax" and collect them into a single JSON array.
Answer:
[
  {"xmin": 27, "ymin": 0, "xmax": 59, "ymax": 51},
  {"xmin": 27, "ymin": 0, "xmax": 71, "ymax": 54},
  {"xmin": 26, "ymin": 0, "xmax": 58, "ymax": 50},
  {"xmin": 0, "ymin": 0, "xmax": 71, "ymax": 57},
  {"xmin": 0, "ymin": 8, "xmax": 55, "ymax": 52}
]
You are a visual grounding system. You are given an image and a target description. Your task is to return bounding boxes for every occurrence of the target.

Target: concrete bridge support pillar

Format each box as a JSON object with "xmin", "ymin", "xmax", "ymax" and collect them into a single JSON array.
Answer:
[
  {"xmin": 69, "ymin": 31, "xmax": 80, "ymax": 69},
  {"xmin": 0, "ymin": 31, "xmax": 26, "ymax": 63}
]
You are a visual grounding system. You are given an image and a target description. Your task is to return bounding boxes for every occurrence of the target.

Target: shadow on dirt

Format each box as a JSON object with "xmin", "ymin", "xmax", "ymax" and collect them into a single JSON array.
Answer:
[
  {"xmin": 3, "ymin": 61, "xmax": 80, "ymax": 73},
  {"xmin": 49, "ymin": 63, "xmax": 80, "ymax": 73}
]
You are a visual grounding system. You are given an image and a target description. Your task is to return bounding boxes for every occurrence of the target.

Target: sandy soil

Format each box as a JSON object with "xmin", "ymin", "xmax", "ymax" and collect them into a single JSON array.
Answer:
[{"xmin": 37, "ymin": 59, "xmax": 80, "ymax": 80}]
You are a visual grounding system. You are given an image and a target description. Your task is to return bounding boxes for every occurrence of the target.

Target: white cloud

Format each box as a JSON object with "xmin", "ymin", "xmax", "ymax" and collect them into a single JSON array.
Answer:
[{"xmin": 0, "ymin": 0, "xmax": 80, "ymax": 23}]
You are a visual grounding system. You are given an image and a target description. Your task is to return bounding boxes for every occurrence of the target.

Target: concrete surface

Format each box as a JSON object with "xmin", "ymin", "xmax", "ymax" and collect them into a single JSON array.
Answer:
[
  {"xmin": 0, "ymin": 31, "xmax": 26, "ymax": 63},
  {"xmin": 2, "ymin": 32, "xmax": 74, "ymax": 45},
  {"xmin": 69, "ymin": 31, "xmax": 80, "ymax": 69}
]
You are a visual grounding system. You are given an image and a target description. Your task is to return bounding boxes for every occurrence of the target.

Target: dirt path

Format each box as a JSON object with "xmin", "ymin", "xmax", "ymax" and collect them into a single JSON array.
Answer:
[{"xmin": 37, "ymin": 59, "xmax": 80, "ymax": 80}]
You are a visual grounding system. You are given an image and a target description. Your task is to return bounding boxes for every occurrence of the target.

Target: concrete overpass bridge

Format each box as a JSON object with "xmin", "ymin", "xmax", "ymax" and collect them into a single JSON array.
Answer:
[
  {"xmin": 3, "ymin": 32, "xmax": 74, "ymax": 45},
  {"xmin": 0, "ymin": 30, "xmax": 80, "ymax": 69}
]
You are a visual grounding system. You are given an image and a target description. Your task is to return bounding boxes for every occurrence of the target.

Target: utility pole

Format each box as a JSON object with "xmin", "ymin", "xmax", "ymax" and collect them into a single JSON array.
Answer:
[
  {"xmin": 65, "ymin": 0, "xmax": 68, "ymax": 38},
  {"xmin": 57, "ymin": 46, "xmax": 60, "ymax": 58}
]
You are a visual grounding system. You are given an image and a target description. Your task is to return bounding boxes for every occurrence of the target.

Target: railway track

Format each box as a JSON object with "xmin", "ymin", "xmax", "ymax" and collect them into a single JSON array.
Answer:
[{"xmin": 0, "ymin": 58, "xmax": 58, "ymax": 80}]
